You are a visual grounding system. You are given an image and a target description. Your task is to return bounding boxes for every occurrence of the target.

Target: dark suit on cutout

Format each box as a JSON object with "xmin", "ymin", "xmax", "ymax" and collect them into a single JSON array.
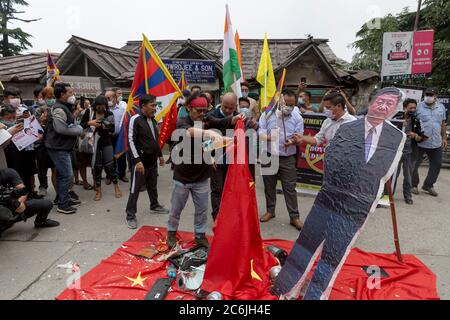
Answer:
[{"xmin": 272, "ymin": 118, "xmax": 406, "ymax": 300}]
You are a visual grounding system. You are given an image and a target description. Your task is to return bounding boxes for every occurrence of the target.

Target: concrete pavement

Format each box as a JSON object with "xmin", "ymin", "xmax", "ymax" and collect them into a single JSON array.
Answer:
[{"xmin": 0, "ymin": 166, "xmax": 449, "ymax": 300}]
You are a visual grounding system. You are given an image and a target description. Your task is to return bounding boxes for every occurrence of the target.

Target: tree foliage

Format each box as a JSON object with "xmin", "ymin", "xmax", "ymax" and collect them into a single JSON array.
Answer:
[
  {"xmin": 351, "ymin": 0, "xmax": 450, "ymax": 91},
  {"xmin": 0, "ymin": 0, "xmax": 40, "ymax": 57}
]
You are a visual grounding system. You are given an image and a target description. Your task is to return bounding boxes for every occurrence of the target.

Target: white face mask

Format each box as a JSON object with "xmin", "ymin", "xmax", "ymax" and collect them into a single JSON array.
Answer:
[
  {"xmin": 117, "ymin": 96, "xmax": 123, "ymax": 102},
  {"xmin": 38, "ymin": 98, "xmax": 46, "ymax": 106},
  {"xmin": 242, "ymin": 92, "xmax": 249, "ymax": 98},
  {"xmin": 108, "ymin": 101, "xmax": 114, "ymax": 108},
  {"xmin": 9, "ymin": 98, "xmax": 21, "ymax": 108},
  {"xmin": 67, "ymin": 95, "xmax": 77, "ymax": 105},
  {"xmin": 298, "ymin": 98, "xmax": 305, "ymax": 105},
  {"xmin": 424, "ymin": 96, "xmax": 435, "ymax": 105},
  {"xmin": 240, "ymin": 108, "xmax": 250, "ymax": 118},
  {"xmin": 282, "ymin": 106, "xmax": 294, "ymax": 116},
  {"xmin": 324, "ymin": 109, "xmax": 334, "ymax": 119}
]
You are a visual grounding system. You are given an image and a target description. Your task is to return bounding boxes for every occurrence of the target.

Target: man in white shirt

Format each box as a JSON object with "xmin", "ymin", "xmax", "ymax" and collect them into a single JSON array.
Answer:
[
  {"xmin": 105, "ymin": 89, "xmax": 128, "ymax": 182},
  {"xmin": 293, "ymin": 92, "xmax": 357, "ymax": 147}
]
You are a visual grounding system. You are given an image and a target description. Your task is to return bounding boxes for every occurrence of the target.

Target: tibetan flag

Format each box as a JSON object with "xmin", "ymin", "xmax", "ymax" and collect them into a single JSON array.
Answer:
[
  {"xmin": 264, "ymin": 68, "xmax": 287, "ymax": 120},
  {"xmin": 223, "ymin": 5, "xmax": 242, "ymax": 98},
  {"xmin": 115, "ymin": 34, "xmax": 182, "ymax": 157},
  {"xmin": 235, "ymin": 30, "xmax": 245, "ymax": 83},
  {"xmin": 46, "ymin": 51, "xmax": 60, "ymax": 87},
  {"xmin": 256, "ymin": 33, "xmax": 276, "ymax": 110},
  {"xmin": 177, "ymin": 70, "xmax": 188, "ymax": 91},
  {"xmin": 158, "ymin": 102, "xmax": 178, "ymax": 150}
]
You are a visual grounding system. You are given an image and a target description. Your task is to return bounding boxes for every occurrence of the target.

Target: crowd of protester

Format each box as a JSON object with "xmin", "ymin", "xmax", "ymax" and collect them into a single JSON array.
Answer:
[{"xmin": 0, "ymin": 82, "xmax": 447, "ymax": 245}]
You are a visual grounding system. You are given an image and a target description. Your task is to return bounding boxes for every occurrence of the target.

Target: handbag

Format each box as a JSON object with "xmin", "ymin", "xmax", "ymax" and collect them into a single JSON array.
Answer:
[{"xmin": 78, "ymin": 109, "xmax": 94, "ymax": 154}]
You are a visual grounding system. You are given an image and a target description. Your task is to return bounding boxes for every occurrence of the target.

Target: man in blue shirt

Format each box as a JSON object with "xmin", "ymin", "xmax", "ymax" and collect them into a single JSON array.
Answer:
[
  {"xmin": 259, "ymin": 90, "xmax": 305, "ymax": 230},
  {"xmin": 412, "ymin": 88, "xmax": 448, "ymax": 197}
]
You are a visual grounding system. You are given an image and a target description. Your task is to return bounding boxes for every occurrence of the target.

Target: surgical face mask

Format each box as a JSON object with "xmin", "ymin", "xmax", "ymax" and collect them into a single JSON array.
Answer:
[
  {"xmin": 298, "ymin": 98, "xmax": 305, "ymax": 105},
  {"xmin": 117, "ymin": 96, "xmax": 123, "ymax": 102},
  {"xmin": 282, "ymin": 106, "xmax": 294, "ymax": 116},
  {"xmin": 108, "ymin": 101, "xmax": 114, "ymax": 108},
  {"xmin": 242, "ymin": 92, "xmax": 249, "ymax": 98},
  {"xmin": 424, "ymin": 96, "xmax": 435, "ymax": 105},
  {"xmin": 46, "ymin": 99, "xmax": 56, "ymax": 107},
  {"xmin": 38, "ymin": 98, "xmax": 46, "ymax": 106},
  {"xmin": 324, "ymin": 109, "xmax": 334, "ymax": 119},
  {"xmin": 67, "ymin": 95, "xmax": 77, "ymax": 105},
  {"xmin": 9, "ymin": 98, "xmax": 21, "ymax": 108},
  {"xmin": 0, "ymin": 119, "xmax": 16, "ymax": 128}
]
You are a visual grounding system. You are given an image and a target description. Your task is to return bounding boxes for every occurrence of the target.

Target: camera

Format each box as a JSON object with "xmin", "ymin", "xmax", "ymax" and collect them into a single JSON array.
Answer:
[{"xmin": 0, "ymin": 186, "xmax": 29, "ymax": 235}]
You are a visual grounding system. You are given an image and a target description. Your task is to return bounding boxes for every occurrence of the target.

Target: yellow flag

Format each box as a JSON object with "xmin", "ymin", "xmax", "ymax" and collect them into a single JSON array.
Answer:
[{"xmin": 256, "ymin": 33, "xmax": 276, "ymax": 110}]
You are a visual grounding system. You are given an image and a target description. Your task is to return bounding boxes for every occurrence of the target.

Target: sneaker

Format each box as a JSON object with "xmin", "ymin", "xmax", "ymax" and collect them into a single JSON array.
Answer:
[
  {"xmin": 69, "ymin": 199, "xmax": 81, "ymax": 207},
  {"xmin": 69, "ymin": 191, "xmax": 80, "ymax": 201},
  {"xmin": 126, "ymin": 218, "xmax": 138, "ymax": 229},
  {"xmin": 167, "ymin": 231, "xmax": 177, "ymax": 249},
  {"xmin": 405, "ymin": 199, "xmax": 414, "ymax": 205},
  {"xmin": 195, "ymin": 234, "xmax": 210, "ymax": 248},
  {"xmin": 411, "ymin": 187, "xmax": 420, "ymax": 195},
  {"xmin": 38, "ymin": 187, "xmax": 47, "ymax": 197},
  {"xmin": 35, "ymin": 219, "xmax": 60, "ymax": 228},
  {"xmin": 150, "ymin": 205, "xmax": 169, "ymax": 214},
  {"xmin": 57, "ymin": 206, "xmax": 77, "ymax": 215},
  {"xmin": 422, "ymin": 187, "xmax": 438, "ymax": 197}
]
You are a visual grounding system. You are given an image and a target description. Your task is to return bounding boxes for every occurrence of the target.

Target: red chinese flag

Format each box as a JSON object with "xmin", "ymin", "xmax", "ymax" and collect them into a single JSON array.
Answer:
[
  {"xmin": 158, "ymin": 102, "xmax": 178, "ymax": 150},
  {"xmin": 201, "ymin": 120, "xmax": 277, "ymax": 300}
]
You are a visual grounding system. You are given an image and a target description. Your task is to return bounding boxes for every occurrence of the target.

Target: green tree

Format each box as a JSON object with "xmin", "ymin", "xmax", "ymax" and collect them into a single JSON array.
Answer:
[
  {"xmin": 0, "ymin": 0, "xmax": 40, "ymax": 57},
  {"xmin": 351, "ymin": 0, "xmax": 450, "ymax": 91}
]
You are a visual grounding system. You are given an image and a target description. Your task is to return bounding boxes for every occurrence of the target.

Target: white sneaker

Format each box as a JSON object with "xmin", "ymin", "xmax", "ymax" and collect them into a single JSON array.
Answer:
[{"xmin": 38, "ymin": 187, "xmax": 47, "ymax": 197}]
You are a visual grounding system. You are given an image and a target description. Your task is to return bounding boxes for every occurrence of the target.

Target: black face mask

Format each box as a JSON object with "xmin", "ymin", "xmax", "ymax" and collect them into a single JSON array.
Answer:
[{"xmin": 408, "ymin": 111, "xmax": 417, "ymax": 118}]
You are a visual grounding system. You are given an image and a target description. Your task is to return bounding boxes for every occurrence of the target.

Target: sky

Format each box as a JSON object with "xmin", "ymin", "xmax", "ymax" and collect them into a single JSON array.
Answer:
[{"xmin": 15, "ymin": 0, "xmax": 420, "ymax": 62}]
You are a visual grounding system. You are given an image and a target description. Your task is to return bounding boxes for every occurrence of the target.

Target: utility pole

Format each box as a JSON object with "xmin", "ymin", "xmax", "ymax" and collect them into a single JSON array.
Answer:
[{"xmin": 414, "ymin": 0, "xmax": 423, "ymax": 31}]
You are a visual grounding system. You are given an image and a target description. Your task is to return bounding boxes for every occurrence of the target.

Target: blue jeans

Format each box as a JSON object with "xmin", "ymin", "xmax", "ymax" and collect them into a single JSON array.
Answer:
[
  {"xmin": 168, "ymin": 179, "xmax": 209, "ymax": 235},
  {"xmin": 48, "ymin": 149, "xmax": 73, "ymax": 209}
]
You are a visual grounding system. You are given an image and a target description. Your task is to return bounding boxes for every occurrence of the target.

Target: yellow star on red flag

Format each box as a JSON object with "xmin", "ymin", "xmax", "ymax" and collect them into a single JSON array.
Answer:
[{"xmin": 125, "ymin": 272, "xmax": 148, "ymax": 288}]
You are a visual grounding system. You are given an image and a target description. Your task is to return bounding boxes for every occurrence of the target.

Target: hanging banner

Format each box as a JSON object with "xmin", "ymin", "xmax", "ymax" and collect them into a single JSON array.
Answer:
[
  {"xmin": 296, "ymin": 114, "xmax": 327, "ymax": 195},
  {"xmin": 381, "ymin": 30, "xmax": 434, "ymax": 82}
]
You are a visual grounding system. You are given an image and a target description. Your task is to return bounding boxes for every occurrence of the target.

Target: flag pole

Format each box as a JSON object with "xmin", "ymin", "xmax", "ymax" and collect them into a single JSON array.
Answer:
[{"xmin": 386, "ymin": 178, "xmax": 403, "ymax": 263}]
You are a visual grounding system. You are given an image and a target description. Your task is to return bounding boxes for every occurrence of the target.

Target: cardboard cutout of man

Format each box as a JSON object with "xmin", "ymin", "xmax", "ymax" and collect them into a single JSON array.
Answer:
[{"xmin": 271, "ymin": 87, "xmax": 407, "ymax": 300}]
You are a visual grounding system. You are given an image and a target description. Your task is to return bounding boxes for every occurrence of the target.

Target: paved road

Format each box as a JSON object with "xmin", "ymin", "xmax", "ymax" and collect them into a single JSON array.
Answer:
[{"xmin": 0, "ymin": 166, "xmax": 448, "ymax": 300}]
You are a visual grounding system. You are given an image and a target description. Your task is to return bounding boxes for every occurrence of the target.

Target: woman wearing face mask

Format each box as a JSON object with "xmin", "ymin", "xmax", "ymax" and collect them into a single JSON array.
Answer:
[{"xmin": 81, "ymin": 95, "xmax": 122, "ymax": 201}]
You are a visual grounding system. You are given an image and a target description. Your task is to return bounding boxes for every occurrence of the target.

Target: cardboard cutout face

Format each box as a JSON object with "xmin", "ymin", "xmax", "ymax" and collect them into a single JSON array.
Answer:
[{"xmin": 368, "ymin": 93, "xmax": 399, "ymax": 121}]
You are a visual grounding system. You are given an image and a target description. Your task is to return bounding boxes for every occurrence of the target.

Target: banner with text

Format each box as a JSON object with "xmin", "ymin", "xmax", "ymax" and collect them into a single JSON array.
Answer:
[
  {"xmin": 381, "ymin": 30, "xmax": 434, "ymax": 82},
  {"xmin": 296, "ymin": 114, "xmax": 327, "ymax": 195}
]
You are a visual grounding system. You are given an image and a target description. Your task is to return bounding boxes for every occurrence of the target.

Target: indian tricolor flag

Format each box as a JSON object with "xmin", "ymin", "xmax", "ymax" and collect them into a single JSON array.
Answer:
[{"xmin": 223, "ymin": 5, "xmax": 242, "ymax": 98}]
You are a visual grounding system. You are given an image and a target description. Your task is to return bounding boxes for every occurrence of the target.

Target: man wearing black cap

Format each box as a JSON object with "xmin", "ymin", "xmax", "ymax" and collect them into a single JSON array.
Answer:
[{"xmin": 412, "ymin": 88, "xmax": 447, "ymax": 197}]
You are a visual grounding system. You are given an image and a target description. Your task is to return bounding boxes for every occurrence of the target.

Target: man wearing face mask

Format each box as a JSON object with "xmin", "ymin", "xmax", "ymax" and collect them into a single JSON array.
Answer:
[
  {"xmin": 411, "ymin": 88, "xmax": 447, "ymax": 197},
  {"xmin": 45, "ymin": 83, "xmax": 83, "ymax": 215},
  {"xmin": 394, "ymin": 99, "xmax": 427, "ymax": 205},
  {"xmin": 259, "ymin": 90, "xmax": 305, "ymax": 231},
  {"xmin": 31, "ymin": 86, "xmax": 46, "ymax": 115},
  {"xmin": 293, "ymin": 92, "xmax": 356, "ymax": 147},
  {"xmin": 203, "ymin": 93, "xmax": 251, "ymax": 220},
  {"xmin": 106, "ymin": 89, "xmax": 128, "ymax": 183}
]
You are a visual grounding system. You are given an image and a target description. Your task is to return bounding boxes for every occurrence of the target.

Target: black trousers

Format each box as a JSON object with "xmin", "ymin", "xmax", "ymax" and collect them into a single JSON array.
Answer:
[
  {"xmin": 395, "ymin": 152, "xmax": 415, "ymax": 200},
  {"xmin": 93, "ymin": 144, "xmax": 118, "ymax": 188},
  {"xmin": 36, "ymin": 146, "xmax": 54, "ymax": 190},
  {"xmin": 125, "ymin": 163, "xmax": 160, "ymax": 220},
  {"xmin": 210, "ymin": 165, "xmax": 228, "ymax": 220},
  {"xmin": 112, "ymin": 136, "xmax": 127, "ymax": 179},
  {"xmin": 412, "ymin": 147, "xmax": 443, "ymax": 189}
]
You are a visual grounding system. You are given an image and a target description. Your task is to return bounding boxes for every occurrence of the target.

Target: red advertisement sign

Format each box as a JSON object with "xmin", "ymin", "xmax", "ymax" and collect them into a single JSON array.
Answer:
[{"xmin": 411, "ymin": 30, "xmax": 434, "ymax": 75}]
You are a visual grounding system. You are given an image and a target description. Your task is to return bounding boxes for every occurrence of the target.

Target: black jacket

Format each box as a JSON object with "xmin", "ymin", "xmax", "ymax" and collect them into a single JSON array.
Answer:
[
  {"xmin": 45, "ymin": 100, "xmax": 82, "ymax": 151},
  {"xmin": 128, "ymin": 114, "xmax": 162, "ymax": 167},
  {"xmin": 80, "ymin": 109, "xmax": 115, "ymax": 147}
]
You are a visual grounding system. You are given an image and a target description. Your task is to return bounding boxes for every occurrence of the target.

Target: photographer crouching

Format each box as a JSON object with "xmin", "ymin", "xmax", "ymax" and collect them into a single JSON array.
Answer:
[{"xmin": 0, "ymin": 168, "xmax": 59, "ymax": 237}]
